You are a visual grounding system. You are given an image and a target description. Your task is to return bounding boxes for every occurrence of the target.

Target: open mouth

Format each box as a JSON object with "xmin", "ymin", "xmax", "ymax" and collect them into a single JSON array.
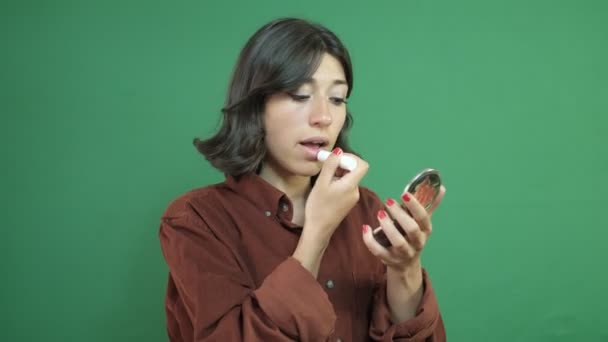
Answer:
[
  {"xmin": 299, "ymin": 137, "xmax": 329, "ymax": 149},
  {"xmin": 299, "ymin": 141, "xmax": 327, "ymax": 149},
  {"xmin": 298, "ymin": 137, "xmax": 329, "ymax": 159}
]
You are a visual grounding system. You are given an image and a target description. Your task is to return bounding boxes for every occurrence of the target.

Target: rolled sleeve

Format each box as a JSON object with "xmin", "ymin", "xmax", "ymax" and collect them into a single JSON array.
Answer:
[
  {"xmin": 254, "ymin": 257, "xmax": 337, "ymax": 339},
  {"xmin": 370, "ymin": 269, "xmax": 446, "ymax": 341}
]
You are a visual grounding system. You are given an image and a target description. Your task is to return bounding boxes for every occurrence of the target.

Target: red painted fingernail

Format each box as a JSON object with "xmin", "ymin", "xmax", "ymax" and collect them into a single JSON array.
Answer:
[
  {"xmin": 362, "ymin": 224, "xmax": 368, "ymax": 233},
  {"xmin": 332, "ymin": 147, "xmax": 343, "ymax": 156},
  {"xmin": 386, "ymin": 198, "xmax": 396, "ymax": 206},
  {"xmin": 378, "ymin": 210, "xmax": 387, "ymax": 219},
  {"xmin": 402, "ymin": 193, "xmax": 411, "ymax": 202}
]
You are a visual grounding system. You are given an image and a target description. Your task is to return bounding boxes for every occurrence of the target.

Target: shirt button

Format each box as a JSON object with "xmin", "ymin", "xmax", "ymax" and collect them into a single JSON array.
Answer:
[
  {"xmin": 325, "ymin": 280, "xmax": 334, "ymax": 289},
  {"xmin": 281, "ymin": 204, "xmax": 289, "ymax": 212},
  {"xmin": 337, "ymin": 338, "xmax": 342, "ymax": 342},
  {"xmin": 264, "ymin": 211, "xmax": 271, "ymax": 217}
]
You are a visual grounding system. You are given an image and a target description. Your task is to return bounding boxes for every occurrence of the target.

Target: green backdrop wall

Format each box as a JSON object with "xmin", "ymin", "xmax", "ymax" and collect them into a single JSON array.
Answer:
[{"xmin": 3, "ymin": 0, "xmax": 607, "ymax": 341}]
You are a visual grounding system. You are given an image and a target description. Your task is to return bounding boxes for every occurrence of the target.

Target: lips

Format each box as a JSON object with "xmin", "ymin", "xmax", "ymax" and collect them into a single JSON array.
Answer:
[
  {"xmin": 299, "ymin": 137, "xmax": 329, "ymax": 148},
  {"xmin": 299, "ymin": 136, "xmax": 329, "ymax": 160}
]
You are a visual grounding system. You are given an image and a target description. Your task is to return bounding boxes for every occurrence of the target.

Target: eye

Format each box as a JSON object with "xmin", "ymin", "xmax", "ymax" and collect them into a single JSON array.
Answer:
[
  {"xmin": 330, "ymin": 97, "xmax": 347, "ymax": 105},
  {"xmin": 288, "ymin": 93, "xmax": 310, "ymax": 102}
]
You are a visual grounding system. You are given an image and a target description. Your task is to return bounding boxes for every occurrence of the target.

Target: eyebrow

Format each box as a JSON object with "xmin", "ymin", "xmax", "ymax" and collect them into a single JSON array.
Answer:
[{"xmin": 302, "ymin": 78, "xmax": 348, "ymax": 86}]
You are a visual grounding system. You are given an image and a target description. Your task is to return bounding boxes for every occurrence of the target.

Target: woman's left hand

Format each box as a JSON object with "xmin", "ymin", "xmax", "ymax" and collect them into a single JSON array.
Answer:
[{"xmin": 362, "ymin": 185, "xmax": 446, "ymax": 272}]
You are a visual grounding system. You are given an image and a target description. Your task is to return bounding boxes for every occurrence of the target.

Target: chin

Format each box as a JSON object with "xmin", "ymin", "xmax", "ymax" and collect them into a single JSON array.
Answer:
[
  {"xmin": 263, "ymin": 156, "xmax": 321, "ymax": 179},
  {"xmin": 288, "ymin": 162, "xmax": 322, "ymax": 178}
]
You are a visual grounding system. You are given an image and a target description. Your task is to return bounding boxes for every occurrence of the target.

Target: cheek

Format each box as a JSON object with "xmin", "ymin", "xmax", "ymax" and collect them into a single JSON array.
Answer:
[
  {"xmin": 264, "ymin": 129, "xmax": 284, "ymax": 148},
  {"xmin": 264, "ymin": 119, "xmax": 292, "ymax": 154},
  {"xmin": 264, "ymin": 100, "xmax": 302, "ymax": 130},
  {"xmin": 264, "ymin": 130, "xmax": 294, "ymax": 166},
  {"xmin": 334, "ymin": 111, "xmax": 347, "ymax": 132},
  {"xmin": 265, "ymin": 115, "xmax": 293, "ymax": 143}
]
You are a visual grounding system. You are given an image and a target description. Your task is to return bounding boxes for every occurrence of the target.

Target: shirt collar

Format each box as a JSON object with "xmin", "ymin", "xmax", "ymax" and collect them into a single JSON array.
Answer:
[{"xmin": 225, "ymin": 173, "xmax": 292, "ymax": 220}]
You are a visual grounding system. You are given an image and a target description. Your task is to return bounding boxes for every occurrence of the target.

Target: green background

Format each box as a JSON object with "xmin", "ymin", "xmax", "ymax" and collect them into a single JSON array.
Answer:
[{"xmin": 3, "ymin": 0, "xmax": 607, "ymax": 341}]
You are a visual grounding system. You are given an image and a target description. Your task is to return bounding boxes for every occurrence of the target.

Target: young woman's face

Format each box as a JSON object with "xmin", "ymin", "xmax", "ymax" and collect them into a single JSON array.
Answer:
[{"xmin": 262, "ymin": 53, "xmax": 349, "ymax": 177}]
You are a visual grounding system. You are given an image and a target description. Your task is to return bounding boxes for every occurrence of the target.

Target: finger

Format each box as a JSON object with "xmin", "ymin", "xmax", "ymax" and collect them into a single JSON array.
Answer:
[
  {"xmin": 362, "ymin": 224, "xmax": 392, "ymax": 260},
  {"xmin": 427, "ymin": 185, "xmax": 446, "ymax": 215},
  {"xmin": 316, "ymin": 148, "xmax": 343, "ymax": 185},
  {"xmin": 401, "ymin": 192, "xmax": 432, "ymax": 234},
  {"xmin": 336, "ymin": 153, "xmax": 369, "ymax": 185},
  {"xmin": 385, "ymin": 198, "xmax": 426, "ymax": 250},
  {"xmin": 376, "ymin": 209, "xmax": 410, "ymax": 250}
]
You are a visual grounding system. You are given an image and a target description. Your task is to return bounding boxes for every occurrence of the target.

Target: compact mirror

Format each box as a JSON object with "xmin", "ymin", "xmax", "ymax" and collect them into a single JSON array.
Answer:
[
  {"xmin": 373, "ymin": 168, "xmax": 442, "ymax": 248},
  {"xmin": 403, "ymin": 168, "xmax": 442, "ymax": 210}
]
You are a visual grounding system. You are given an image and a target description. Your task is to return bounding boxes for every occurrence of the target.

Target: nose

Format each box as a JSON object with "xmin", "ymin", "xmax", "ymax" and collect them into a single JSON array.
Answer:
[{"xmin": 309, "ymin": 97, "xmax": 333, "ymax": 127}]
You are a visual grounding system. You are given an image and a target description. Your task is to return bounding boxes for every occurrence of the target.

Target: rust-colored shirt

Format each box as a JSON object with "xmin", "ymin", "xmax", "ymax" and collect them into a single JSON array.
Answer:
[{"xmin": 159, "ymin": 173, "xmax": 445, "ymax": 341}]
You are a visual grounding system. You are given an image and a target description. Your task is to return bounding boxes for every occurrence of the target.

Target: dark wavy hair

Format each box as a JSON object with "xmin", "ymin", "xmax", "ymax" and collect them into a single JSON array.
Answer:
[{"xmin": 193, "ymin": 18, "xmax": 355, "ymax": 176}]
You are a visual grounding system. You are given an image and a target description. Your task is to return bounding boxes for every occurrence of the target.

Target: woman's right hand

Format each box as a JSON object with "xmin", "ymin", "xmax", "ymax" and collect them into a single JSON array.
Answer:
[
  {"xmin": 305, "ymin": 147, "xmax": 369, "ymax": 242},
  {"xmin": 293, "ymin": 147, "xmax": 369, "ymax": 276}
]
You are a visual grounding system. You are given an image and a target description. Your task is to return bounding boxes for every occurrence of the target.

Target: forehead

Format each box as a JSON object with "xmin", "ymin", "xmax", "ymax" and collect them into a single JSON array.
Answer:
[{"xmin": 311, "ymin": 53, "xmax": 346, "ymax": 82}]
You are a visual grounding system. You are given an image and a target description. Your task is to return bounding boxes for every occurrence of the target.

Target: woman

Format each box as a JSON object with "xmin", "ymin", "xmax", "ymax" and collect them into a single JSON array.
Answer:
[{"xmin": 159, "ymin": 17, "xmax": 447, "ymax": 342}]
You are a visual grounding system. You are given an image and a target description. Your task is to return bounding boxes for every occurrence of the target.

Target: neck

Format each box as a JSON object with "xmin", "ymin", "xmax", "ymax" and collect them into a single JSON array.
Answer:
[{"xmin": 258, "ymin": 163, "xmax": 311, "ymax": 203}]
